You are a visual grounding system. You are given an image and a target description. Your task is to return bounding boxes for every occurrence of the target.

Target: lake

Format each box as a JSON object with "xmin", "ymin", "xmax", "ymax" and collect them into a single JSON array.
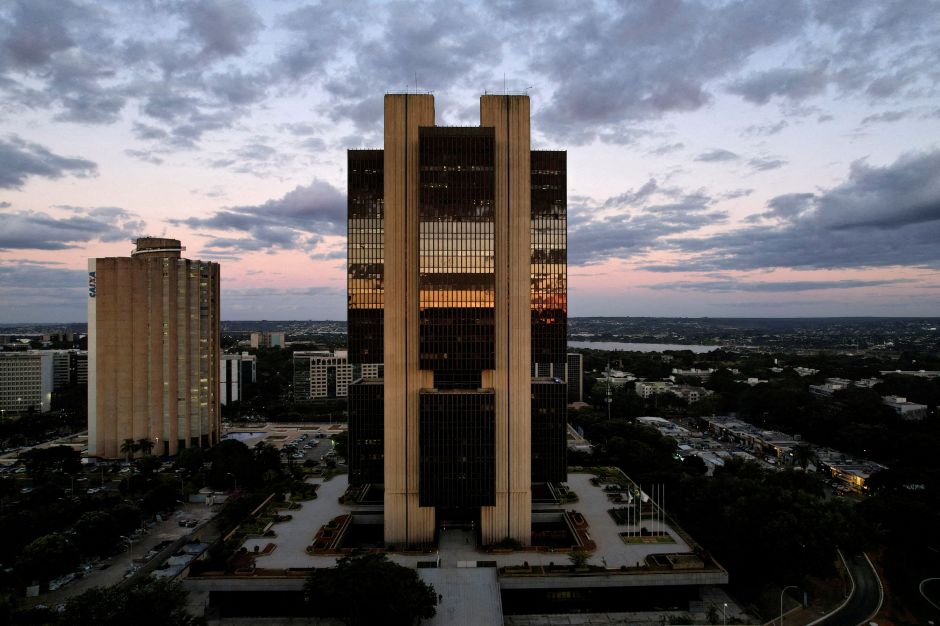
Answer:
[{"xmin": 567, "ymin": 341, "xmax": 719, "ymax": 353}]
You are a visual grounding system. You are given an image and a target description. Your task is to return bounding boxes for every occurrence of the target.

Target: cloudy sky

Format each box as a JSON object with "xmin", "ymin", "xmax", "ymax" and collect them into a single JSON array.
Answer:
[{"xmin": 1, "ymin": 0, "xmax": 939, "ymax": 322}]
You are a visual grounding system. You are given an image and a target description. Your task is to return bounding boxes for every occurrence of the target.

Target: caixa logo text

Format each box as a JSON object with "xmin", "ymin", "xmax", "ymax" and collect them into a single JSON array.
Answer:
[{"xmin": 88, "ymin": 272, "xmax": 96, "ymax": 298}]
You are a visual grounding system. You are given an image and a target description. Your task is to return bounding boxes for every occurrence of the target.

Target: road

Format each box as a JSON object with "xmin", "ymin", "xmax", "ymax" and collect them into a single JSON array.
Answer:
[
  {"xmin": 920, "ymin": 577, "xmax": 940, "ymax": 612},
  {"xmin": 813, "ymin": 553, "xmax": 883, "ymax": 626}
]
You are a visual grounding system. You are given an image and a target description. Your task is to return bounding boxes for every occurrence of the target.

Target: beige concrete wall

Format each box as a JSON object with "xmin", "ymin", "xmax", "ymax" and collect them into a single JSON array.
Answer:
[
  {"xmin": 89, "ymin": 254, "xmax": 220, "ymax": 458},
  {"xmin": 480, "ymin": 95, "xmax": 532, "ymax": 545},
  {"xmin": 383, "ymin": 93, "xmax": 436, "ymax": 546}
]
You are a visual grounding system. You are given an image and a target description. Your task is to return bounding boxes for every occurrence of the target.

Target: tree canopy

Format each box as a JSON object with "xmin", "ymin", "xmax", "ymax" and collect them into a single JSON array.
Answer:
[{"xmin": 304, "ymin": 553, "xmax": 437, "ymax": 625}]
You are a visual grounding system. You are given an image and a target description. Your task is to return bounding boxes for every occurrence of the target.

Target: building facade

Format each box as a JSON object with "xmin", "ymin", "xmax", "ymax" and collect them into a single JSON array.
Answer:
[
  {"xmin": 347, "ymin": 93, "xmax": 567, "ymax": 546},
  {"xmin": 250, "ymin": 331, "xmax": 285, "ymax": 349},
  {"xmin": 220, "ymin": 352, "xmax": 257, "ymax": 405},
  {"xmin": 0, "ymin": 351, "xmax": 54, "ymax": 413},
  {"xmin": 293, "ymin": 350, "xmax": 354, "ymax": 400},
  {"xmin": 566, "ymin": 352, "xmax": 583, "ymax": 403},
  {"xmin": 88, "ymin": 237, "xmax": 221, "ymax": 458}
]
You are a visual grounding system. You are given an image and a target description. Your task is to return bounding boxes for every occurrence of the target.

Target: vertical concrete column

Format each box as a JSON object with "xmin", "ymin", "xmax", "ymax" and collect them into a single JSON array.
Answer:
[
  {"xmin": 480, "ymin": 95, "xmax": 532, "ymax": 545},
  {"xmin": 383, "ymin": 93, "xmax": 436, "ymax": 546}
]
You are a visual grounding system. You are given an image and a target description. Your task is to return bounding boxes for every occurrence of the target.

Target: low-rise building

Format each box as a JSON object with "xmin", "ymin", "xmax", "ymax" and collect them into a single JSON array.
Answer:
[
  {"xmin": 879, "ymin": 369, "xmax": 940, "ymax": 379},
  {"xmin": 809, "ymin": 377, "xmax": 852, "ymax": 397},
  {"xmin": 635, "ymin": 380, "xmax": 674, "ymax": 399},
  {"xmin": 882, "ymin": 395, "xmax": 928, "ymax": 420}
]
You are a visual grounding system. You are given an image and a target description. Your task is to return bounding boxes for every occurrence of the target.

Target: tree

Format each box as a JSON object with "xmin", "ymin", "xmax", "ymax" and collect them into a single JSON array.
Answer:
[
  {"xmin": 120, "ymin": 438, "xmax": 139, "ymax": 462},
  {"xmin": 175, "ymin": 447, "xmax": 204, "ymax": 476},
  {"xmin": 568, "ymin": 549, "xmax": 590, "ymax": 569},
  {"xmin": 17, "ymin": 533, "xmax": 81, "ymax": 583},
  {"xmin": 304, "ymin": 553, "xmax": 437, "ymax": 625},
  {"xmin": 333, "ymin": 431, "xmax": 348, "ymax": 460},
  {"xmin": 136, "ymin": 454, "xmax": 162, "ymax": 475},
  {"xmin": 73, "ymin": 511, "xmax": 120, "ymax": 557},
  {"xmin": 137, "ymin": 437, "xmax": 155, "ymax": 456},
  {"xmin": 790, "ymin": 444, "xmax": 816, "ymax": 471},
  {"xmin": 60, "ymin": 577, "xmax": 204, "ymax": 625},
  {"xmin": 19, "ymin": 445, "xmax": 81, "ymax": 478}
]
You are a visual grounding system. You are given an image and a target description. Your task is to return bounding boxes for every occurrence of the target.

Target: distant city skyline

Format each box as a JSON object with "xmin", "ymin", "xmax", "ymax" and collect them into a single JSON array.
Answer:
[{"xmin": 2, "ymin": 1, "xmax": 940, "ymax": 322}]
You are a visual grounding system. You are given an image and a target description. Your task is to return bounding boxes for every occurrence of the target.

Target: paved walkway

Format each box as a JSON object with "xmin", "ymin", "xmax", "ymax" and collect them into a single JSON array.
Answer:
[
  {"xmin": 419, "ymin": 568, "xmax": 503, "ymax": 626},
  {"xmin": 241, "ymin": 472, "xmax": 692, "ymax": 571},
  {"xmin": 243, "ymin": 476, "xmax": 349, "ymax": 568}
]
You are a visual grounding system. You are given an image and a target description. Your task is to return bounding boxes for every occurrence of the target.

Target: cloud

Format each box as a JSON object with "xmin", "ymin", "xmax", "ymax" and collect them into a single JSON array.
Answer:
[
  {"xmin": 695, "ymin": 149, "xmax": 739, "ymax": 162},
  {"xmin": 531, "ymin": 1, "xmax": 810, "ymax": 142},
  {"xmin": 748, "ymin": 156, "xmax": 788, "ymax": 171},
  {"xmin": 0, "ymin": 136, "xmax": 97, "ymax": 189},
  {"xmin": 860, "ymin": 110, "xmax": 910, "ymax": 125},
  {"xmin": 656, "ymin": 149, "xmax": 940, "ymax": 271},
  {"xmin": 171, "ymin": 179, "xmax": 345, "ymax": 252},
  {"xmin": 728, "ymin": 64, "xmax": 829, "ymax": 105},
  {"xmin": 180, "ymin": 0, "xmax": 263, "ymax": 61},
  {"xmin": 0, "ymin": 206, "xmax": 143, "ymax": 250},
  {"xmin": 570, "ymin": 184, "xmax": 726, "ymax": 265},
  {"xmin": 744, "ymin": 120, "xmax": 788, "ymax": 136}
]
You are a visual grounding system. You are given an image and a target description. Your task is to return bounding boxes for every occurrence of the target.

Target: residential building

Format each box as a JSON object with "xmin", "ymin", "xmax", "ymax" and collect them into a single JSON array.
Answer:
[
  {"xmin": 346, "ymin": 93, "xmax": 567, "ymax": 546},
  {"xmin": 0, "ymin": 351, "xmax": 54, "ymax": 413},
  {"xmin": 635, "ymin": 380, "xmax": 674, "ymax": 399},
  {"xmin": 220, "ymin": 352, "xmax": 257, "ymax": 405},
  {"xmin": 596, "ymin": 369, "xmax": 635, "ymax": 387},
  {"xmin": 882, "ymin": 395, "xmax": 928, "ymax": 420},
  {"xmin": 293, "ymin": 350, "xmax": 354, "ymax": 400},
  {"xmin": 808, "ymin": 377, "xmax": 852, "ymax": 397},
  {"xmin": 88, "ymin": 237, "xmax": 220, "ymax": 458},
  {"xmin": 250, "ymin": 331, "xmax": 286, "ymax": 349}
]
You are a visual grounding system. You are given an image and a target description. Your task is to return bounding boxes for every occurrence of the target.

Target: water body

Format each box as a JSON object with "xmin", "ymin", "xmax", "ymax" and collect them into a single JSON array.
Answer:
[
  {"xmin": 222, "ymin": 431, "xmax": 267, "ymax": 441},
  {"xmin": 568, "ymin": 341, "xmax": 718, "ymax": 353}
]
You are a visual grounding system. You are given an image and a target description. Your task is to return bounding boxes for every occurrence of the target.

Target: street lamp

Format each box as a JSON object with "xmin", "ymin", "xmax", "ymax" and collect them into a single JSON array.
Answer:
[
  {"xmin": 226, "ymin": 472, "xmax": 237, "ymax": 492},
  {"xmin": 780, "ymin": 585, "xmax": 800, "ymax": 625},
  {"xmin": 723, "ymin": 602, "xmax": 728, "ymax": 625}
]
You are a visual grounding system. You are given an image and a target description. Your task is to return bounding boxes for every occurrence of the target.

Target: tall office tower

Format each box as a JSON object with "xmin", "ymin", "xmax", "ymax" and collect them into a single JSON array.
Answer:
[
  {"xmin": 567, "ymin": 353, "xmax": 584, "ymax": 403},
  {"xmin": 348, "ymin": 94, "xmax": 567, "ymax": 546},
  {"xmin": 220, "ymin": 352, "xmax": 257, "ymax": 406},
  {"xmin": 88, "ymin": 238, "xmax": 220, "ymax": 458},
  {"xmin": 0, "ymin": 352, "xmax": 54, "ymax": 413}
]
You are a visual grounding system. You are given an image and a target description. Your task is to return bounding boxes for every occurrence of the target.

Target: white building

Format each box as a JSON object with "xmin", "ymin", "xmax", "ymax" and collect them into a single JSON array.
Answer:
[
  {"xmin": 293, "ymin": 350, "xmax": 354, "ymax": 400},
  {"xmin": 0, "ymin": 351, "xmax": 54, "ymax": 413},
  {"xmin": 635, "ymin": 380, "xmax": 674, "ymax": 399},
  {"xmin": 220, "ymin": 352, "xmax": 257, "ymax": 405},
  {"xmin": 882, "ymin": 395, "xmax": 928, "ymax": 420},
  {"xmin": 809, "ymin": 377, "xmax": 853, "ymax": 397}
]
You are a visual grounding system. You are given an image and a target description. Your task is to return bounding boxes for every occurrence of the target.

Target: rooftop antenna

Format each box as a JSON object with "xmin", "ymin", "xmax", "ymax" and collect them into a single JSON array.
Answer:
[{"xmin": 503, "ymin": 73, "xmax": 507, "ymax": 93}]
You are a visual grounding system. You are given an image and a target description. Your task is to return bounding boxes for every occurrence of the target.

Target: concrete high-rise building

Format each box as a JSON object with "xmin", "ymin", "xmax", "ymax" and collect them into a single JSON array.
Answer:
[
  {"xmin": 88, "ymin": 237, "xmax": 220, "ymax": 458},
  {"xmin": 347, "ymin": 93, "xmax": 567, "ymax": 546},
  {"xmin": 220, "ymin": 352, "xmax": 257, "ymax": 405},
  {"xmin": 0, "ymin": 351, "xmax": 54, "ymax": 413},
  {"xmin": 250, "ymin": 331, "xmax": 285, "ymax": 349},
  {"xmin": 293, "ymin": 350, "xmax": 353, "ymax": 400}
]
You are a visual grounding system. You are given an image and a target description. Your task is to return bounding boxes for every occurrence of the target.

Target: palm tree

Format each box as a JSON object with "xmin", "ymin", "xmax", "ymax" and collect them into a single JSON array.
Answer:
[
  {"xmin": 283, "ymin": 444, "xmax": 297, "ymax": 469},
  {"xmin": 137, "ymin": 438, "xmax": 154, "ymax": 456},
  {"xmin": 120, "ymin": 438, "xmax": 139, "ymax": 463},
  {"xmin": 791, "ymin": 443, "xmax": 816, "ymax": 471}
]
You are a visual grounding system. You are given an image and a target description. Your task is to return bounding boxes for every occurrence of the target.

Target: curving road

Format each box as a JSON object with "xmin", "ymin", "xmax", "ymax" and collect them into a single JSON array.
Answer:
[
  {"xmin": 921, "ymin": 577, "xmax": 940, "ymax": 613},
  {"xmin": 813, "ymin": 553, "xmax": 883, "ymax": 626}
]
